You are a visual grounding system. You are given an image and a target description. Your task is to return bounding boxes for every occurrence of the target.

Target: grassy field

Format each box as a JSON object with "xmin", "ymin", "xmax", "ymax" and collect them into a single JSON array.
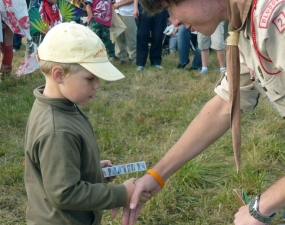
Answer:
[{"xmin": 1, "ymin": 45, "xmax": 285, "ymax": 225}]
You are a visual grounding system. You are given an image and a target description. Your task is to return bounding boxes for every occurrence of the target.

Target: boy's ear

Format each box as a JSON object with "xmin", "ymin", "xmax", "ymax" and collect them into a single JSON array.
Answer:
[{"xmin": 51, "ymin": 66, "xmax": 65, "ymax": 84}]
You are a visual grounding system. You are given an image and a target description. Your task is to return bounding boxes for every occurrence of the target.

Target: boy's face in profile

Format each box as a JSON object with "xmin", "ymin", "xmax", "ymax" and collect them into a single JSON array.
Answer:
[{"xmin": 60, "ymin": 67, "xmax": 101, "ymax": 106}]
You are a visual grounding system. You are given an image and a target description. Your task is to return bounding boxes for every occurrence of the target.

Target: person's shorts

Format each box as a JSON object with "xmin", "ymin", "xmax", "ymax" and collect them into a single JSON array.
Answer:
[
  {"xmin": 214, "ymin": 72, "xmax": 260, "ymax": 111},
  {"xmin": 198, "ymin": 21, "xmax": 225, "ymax": 50}
]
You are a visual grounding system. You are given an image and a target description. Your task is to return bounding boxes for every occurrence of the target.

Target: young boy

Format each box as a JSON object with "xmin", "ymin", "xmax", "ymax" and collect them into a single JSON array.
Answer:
[{"xmin": 24, "ymin": 21, "xmax": 149, "ymax": 225}]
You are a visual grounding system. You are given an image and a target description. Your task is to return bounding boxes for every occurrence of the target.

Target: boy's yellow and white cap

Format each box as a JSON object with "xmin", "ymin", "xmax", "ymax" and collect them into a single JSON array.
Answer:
[{"xmin": 38, "ymin": 22, "xmax": 125, "ymax": 81}]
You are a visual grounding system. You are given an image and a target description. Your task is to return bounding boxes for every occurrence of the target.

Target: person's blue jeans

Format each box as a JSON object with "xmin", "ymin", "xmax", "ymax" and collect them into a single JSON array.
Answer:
[
  {"xmin": 178, "ymin": 25, "xmax": 202, "ymax": 68},
  {"xmin": 13, "ymin": 33, "xmax": 22, "ymax": 51}
]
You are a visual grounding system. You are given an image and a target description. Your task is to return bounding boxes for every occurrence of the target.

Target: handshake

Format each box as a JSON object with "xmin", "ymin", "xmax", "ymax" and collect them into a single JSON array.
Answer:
[{"xmin": 110, "ymin": 169, "xmax": 164, "ymax": 225}]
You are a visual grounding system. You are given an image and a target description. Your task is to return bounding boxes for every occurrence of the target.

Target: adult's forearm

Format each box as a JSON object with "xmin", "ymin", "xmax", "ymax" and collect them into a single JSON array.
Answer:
[
  {"xmin": 115, "ymin": 0, "xmax": 134, "ymax": 7},
  {"xmin": 152, "ymin": 95, "xmax": 231, "ymax": 181},
  {"xmin": 133, "ymin": 0, "xmax": 138, "ymax": 8},
  {"xmin": 259, "ymin": 176, "xmax": 285, "ymax": 216}
]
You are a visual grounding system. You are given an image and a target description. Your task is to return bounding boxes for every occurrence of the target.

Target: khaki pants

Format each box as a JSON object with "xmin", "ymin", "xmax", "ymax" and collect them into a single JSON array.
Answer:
[{"xmin": 114, "ymin": 14, "xmax": 137, "ymax": 60}]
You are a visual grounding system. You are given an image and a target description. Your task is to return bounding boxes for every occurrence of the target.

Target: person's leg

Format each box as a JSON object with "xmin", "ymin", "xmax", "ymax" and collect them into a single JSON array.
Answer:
[
  {"xmin": 217, "ymin": 50, "xmax": 226, "ymax": 68},
  {"xmin": 198, "ymin": 32, "xmax": 210, "ymax": 74},
  {"xmin": 211, "ymin": 21, "xmax": 226, "ymax": 73},
  {"xmin": 136, "ymin": 10, "xmax": 151, "ymax": 68},
  {"xmin": 121, "ymin": 15, "xmax": 137, "ymax": 61},
  {"xmin": 26, "ymin": 0, "xmax": 30, "ymax": 9},
  {"xmin": 0, "ymin": 43, "xmax": 3, "ymax": 81},
  {"xmin": 190, "ymin": 32, "xmax": 202, "ymax": 69},
  {"xmin": 1, "ymin": 24, "xmax": 13, "ymax": 76},
  {"xmin": 168, "ymin": 35, "xmax": 177, "ymax": 54},
  {"xmin": 13, "ymin": 33, "xmax": 22, "ymax": 51},
  {"xmin": 101, "ymin": 26, "xmax": 116, "ymax": 59},
  {"xmin": 223, "ymin": 20, "xmax": 229, "ymax": 40},
  {"xmin": 2, "ymin": 44, "xmax": 13, "ymax": 73},
  {"xmin": 114, "ymin": 24, "xmax": 127, "ymax": 62},
  {"xmin": 89, "ymin": 18, "xmax": 116, "ymax": 59},
  {"xmin": 149, "ymin": 10, "xmax": 168, "ymax": 67},
  {"xmin": 201, "ymin": 49, "xmax": 209, "ymax": 67},
  {"xmin": 177, "ymin": 25, "xmax": 190, "ymax": 68},
  {"xmin": 31, "ymin": 32, "xmax": 41, "ymax": 46}
]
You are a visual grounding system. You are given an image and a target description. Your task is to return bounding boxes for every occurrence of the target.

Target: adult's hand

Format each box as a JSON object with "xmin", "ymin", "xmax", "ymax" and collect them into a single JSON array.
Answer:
[
  {"xmin": 133, "ymin": 7, "xmax": 139, "ymax": 19},
  {"xmin": 113, "ymin": 2, "xmax": 119, "ymax": 9},
  {"xmin": 130, "ymin": 174, "xmax": 161, "ymax": 208},
  {"xmin": 111, "ymin": 199, "xmax": 144, "ymax": 225},
  {"xmin": 110, "ymin": 177, "xmax": 152, "ymax": 225},
  {"xmin": 119, "ymin": 174, "xmax": 162, "ymax": 224},
  {"xmin": 234, "ymin": 205, "xmax": 266, "ymax": 225}
]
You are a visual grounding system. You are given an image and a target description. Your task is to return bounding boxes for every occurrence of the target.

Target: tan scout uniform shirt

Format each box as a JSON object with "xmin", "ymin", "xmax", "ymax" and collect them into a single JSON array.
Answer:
[{"xmin": 215, "ymin": 0, "xmax": 285, "ymax": 117}]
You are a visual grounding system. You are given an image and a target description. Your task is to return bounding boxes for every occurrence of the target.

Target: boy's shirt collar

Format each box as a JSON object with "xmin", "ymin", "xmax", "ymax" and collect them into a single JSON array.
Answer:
[{"xmin": 34, "ymin": 85, "xmax": 76, "ymax": 112}]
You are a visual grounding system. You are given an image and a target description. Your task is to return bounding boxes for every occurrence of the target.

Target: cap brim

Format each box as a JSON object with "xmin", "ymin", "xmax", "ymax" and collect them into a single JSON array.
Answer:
[{"xmin": 80, "ymin": 61, "xmax": 125, "ymax": 81}]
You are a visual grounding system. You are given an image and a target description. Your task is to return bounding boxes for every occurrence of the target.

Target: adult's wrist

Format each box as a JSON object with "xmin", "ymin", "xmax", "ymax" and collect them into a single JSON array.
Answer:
[
  {"xmin": 258, "ymin": 194, "xmax": 278, "ymax": 217},
  {"xmin": 146, "ymin": 169, "xmax": 165, "ymax": 188},
  {"xmin": 248, "ymin": 195, "xmax": 277, "ymax": 223}
]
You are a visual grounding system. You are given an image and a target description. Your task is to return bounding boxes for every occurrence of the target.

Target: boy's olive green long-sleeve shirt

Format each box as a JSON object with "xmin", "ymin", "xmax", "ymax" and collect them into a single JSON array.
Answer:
[{"xmin": 24, "ymin": 86, "xmax": 127, "ymax": 225}]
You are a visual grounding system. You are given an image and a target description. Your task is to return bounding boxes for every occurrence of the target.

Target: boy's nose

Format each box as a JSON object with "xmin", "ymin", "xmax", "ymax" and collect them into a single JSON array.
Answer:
[{"xmin": 94, "ymin": 80, "xmax": 101, "ymax": 90}]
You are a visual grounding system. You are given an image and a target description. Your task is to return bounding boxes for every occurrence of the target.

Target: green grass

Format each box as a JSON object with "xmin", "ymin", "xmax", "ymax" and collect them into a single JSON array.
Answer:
[{"xmin": 1, "ymin": 46, "xmax": 285, "ymax": 224}]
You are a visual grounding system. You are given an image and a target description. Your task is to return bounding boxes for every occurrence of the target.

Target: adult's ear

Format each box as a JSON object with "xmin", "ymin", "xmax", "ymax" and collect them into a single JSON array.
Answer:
[{"xmin": 51, "ymin": 66, "xmax": 65, "ymax": 84}]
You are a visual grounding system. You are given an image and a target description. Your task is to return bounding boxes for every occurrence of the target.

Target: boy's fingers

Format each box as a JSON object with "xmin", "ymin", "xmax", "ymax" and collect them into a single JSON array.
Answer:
[
  {"xmin": 129, "ymin": 186, "xmax": 142, "ymax": 209},
  {"xmin": 110, "ymin": 207, "xmax": 120, "ymax": 218},
  {"xmin": 135, "ymin": 205, "xmax": 143, "ymax": 221},
  {"xmin": 127, "ymin": 206, "xmax": 142, "ymax": 225},
  {"xmin": 122, "ymin": 207, "xmax": 132, "ymax": 225}
]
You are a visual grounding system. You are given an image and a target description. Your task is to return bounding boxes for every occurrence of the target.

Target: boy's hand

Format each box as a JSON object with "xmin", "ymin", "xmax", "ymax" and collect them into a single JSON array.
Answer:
[
  {"xmin": 114, "ymin": 174, "xmax": 161, "ymax": 224},
  {"xmin": 100, "ymin": 160, "xmax": 112, "ymax": 168},
  {"xmin": 123, "ymin": 178, "xmax": 137, "ymax": 204},
  {"xmin": 124, "ymin": 178, "xmax": 152, "ymax": 206},
  {"xmin": 110, "ymin": 178, "xmax": 152, "ymax": 225},
  {"xmin": 100, "ymin": 160, "xmax": 116, "ymax": 183}
]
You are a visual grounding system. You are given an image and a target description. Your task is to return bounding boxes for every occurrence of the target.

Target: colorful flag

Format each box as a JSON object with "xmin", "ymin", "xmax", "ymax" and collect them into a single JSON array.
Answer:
[
  {"xmin": 0, "ymin": 0, "xmax": 31, "ymax": 39},
  {"xmin": 15, "ymin": 43, "xmax": 39, "ymax": 77}
]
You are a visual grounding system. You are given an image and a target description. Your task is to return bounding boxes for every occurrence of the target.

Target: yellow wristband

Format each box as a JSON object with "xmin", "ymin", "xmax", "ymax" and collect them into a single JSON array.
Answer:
[{"xmin": 146, "ymin": 169, "xmax": 165, "ymax": 188}]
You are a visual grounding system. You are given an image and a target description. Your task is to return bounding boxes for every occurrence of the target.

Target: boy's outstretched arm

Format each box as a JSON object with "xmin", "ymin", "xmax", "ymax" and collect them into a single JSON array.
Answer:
[{"xmin": 123, "ymin": 94, "xmax": 232, "ymax": 223}]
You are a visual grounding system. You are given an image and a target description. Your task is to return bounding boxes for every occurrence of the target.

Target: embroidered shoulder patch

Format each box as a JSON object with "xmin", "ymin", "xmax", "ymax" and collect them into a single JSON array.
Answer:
[
  {"xmin": 259, "ymin": 0, "xmax": 285, "ymax": 28},
  {"xmin": 273, "ymin": 12, "xmax": 285, "ymax": 33},
  {"xmin": 248, "ymin": 68, "xmax": 255, "ymax": 77}
]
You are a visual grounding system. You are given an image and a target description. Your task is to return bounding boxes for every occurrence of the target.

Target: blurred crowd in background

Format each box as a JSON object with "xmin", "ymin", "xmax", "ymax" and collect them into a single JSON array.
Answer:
[{"xmin": 0, "ymin": 0, "xmax": 229, "ymax": 82}]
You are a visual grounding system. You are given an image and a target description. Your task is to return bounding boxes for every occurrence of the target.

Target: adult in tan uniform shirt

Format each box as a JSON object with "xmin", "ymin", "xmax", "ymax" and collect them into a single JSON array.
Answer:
[{"xmin": 112, "ymin": 0, "xmax": 285, "ymax": 225}]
